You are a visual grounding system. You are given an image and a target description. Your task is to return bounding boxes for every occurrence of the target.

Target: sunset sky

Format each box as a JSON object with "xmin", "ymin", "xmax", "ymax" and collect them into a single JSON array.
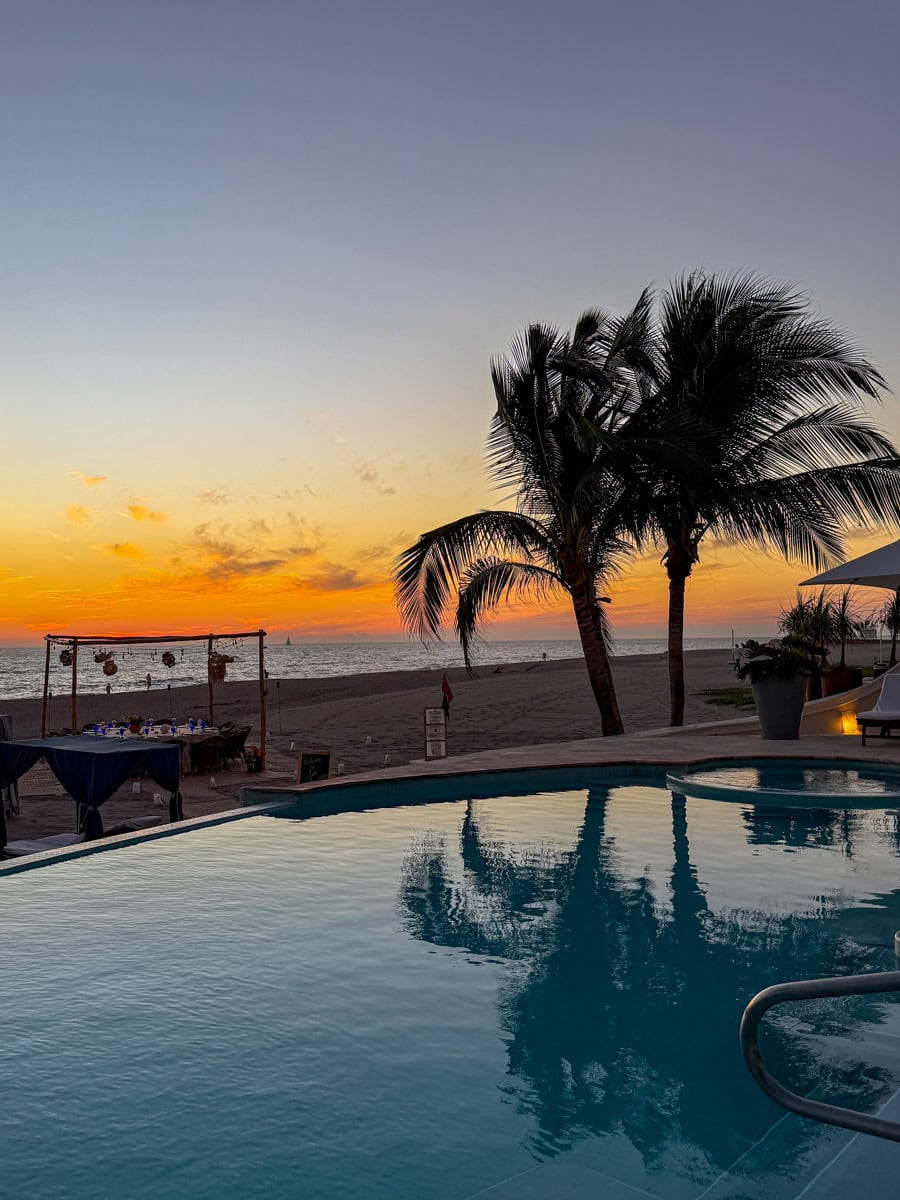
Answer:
[{"xmin": 2, "ymin": 1, "xmax": 899, "ymax": 645}]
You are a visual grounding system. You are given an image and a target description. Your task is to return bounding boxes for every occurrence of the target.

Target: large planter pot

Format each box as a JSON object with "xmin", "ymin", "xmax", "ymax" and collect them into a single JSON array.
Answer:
[
  {"xmin": 751, "ymin": 676, "xmax": 808, "ymax": 740},
  {"xmin": 821, "ymin": 666, "xmax": 864, "ymax": 697}
]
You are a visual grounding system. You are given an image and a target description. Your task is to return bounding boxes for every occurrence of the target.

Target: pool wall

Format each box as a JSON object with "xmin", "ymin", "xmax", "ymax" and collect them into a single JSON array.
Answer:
[{"xmin": 667, "ymin": 758, "xmax": 900, "ymax": 806}]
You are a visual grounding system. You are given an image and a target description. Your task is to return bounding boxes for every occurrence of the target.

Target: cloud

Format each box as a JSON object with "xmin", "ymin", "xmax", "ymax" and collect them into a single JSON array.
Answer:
[
  {"xmin": 65, "ymin": 503, "xmax": 95, "ymax": 526},
  {"xmin": 180, "ymin": 523, "xmax": 286, "ymax": 583},
  {"xmin": 127, "ymin": 501, "xmax": 167, "ymax": 524},
  {"xmin": 356, "ymin": 541, "xmax": 405, "ymax": 566},
  {"xmin": 352, "ymin": 460, "xmax": 396, "ymax": 496},
  {"xmin": 70, "ymin": 470, "xmax": 107, "ymax": 488},
  {"xmin": 280, "ymin": 512, "xmax": 325, "ymax": 557},
  {"xmin": 113, "ymin": 564, "xmax": 300, "ymax": 603},
  {"xmin": 99, "ymin": 542, "xmax": 146, "ymax": 560},
  {"xmin": 302, "ymin": 562, "xmax": 370, "ymax": 592},
  {"xmin": 196, "ymin": 488, "xmax": 231, "ymax": 505}
]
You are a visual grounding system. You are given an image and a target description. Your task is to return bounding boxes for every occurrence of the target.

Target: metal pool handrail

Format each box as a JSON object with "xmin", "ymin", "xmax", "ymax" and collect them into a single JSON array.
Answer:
[{"xmin": 740, "ymin": 970, "xmax": 900, "ymax": 1142}]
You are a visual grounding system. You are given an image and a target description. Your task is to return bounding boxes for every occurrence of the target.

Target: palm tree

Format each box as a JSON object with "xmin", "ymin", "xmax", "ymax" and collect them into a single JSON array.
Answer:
[
  {"xmin": 393, "ymin": 302, "xmax": 659, "ymax": 736},
  {"xmin": 645, "ymin": 271, "xmax": 900, "ymax": 725},
  {"xmin": 880, "ymin": 589, "xmax": 900, "ymax": 666},
  {"xmin": 829, "ymin": 587, "xmax": 865, "ymax": 668}
]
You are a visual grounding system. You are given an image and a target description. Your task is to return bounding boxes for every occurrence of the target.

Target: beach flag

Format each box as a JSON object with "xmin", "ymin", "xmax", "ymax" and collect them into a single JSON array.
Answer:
[{"xmin": 441, "ymin": 674, "xmax": 453, "ymax": 720}]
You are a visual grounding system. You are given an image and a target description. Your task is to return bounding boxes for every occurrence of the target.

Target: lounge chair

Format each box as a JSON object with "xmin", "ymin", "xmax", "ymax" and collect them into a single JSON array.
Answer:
[
  {"xmin": 857, "ymin": 674, "xmax": 900, "ymax": 745},
  {"xmin": 104, "ymin": 815, "xmax": 164, "ymax": 836},
  {"xmin": 2, "ymin": 832, "xmax": 84, "ymax": 858}
]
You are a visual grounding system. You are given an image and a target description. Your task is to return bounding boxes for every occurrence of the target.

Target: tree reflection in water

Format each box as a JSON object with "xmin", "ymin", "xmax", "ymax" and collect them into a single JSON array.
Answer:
[{"xmin": 398, "ymin": 789, "xmax": 900, "ymax": 1176}]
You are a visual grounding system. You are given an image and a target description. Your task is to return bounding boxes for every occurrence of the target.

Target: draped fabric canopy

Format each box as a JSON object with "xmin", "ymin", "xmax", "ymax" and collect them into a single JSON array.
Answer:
[{"xmin": 0, "ymin": 737, "xmax": 181, "ymax": 851}]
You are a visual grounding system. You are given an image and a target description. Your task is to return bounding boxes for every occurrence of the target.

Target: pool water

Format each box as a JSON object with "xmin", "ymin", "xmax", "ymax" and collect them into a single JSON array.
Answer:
[{"xmin": 4, "ymin": 768, "xmax": 900, "ymax": 1199}]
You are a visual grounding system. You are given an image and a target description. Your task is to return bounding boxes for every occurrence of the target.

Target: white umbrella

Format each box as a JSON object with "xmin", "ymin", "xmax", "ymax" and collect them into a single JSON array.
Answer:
[{"xmin": 801, "ymin": 538, "xmax": 900, "ymax": 591}]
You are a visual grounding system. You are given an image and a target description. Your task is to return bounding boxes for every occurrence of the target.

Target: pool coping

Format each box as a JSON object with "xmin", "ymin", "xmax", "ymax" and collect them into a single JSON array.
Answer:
[{"xmin": 7, "ymin": 741, "xmax": 900, "ymax": 877}]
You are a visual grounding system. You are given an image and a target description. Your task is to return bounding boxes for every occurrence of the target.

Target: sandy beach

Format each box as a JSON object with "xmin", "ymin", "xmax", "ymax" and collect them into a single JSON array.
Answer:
[{"xmin": 1, "ymin": 648, "xmax": 749, "ymax": 842}]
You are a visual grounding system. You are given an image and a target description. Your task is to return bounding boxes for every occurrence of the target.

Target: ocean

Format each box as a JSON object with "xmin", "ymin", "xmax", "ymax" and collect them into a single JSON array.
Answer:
[{"xmin": 0, "ymin": 638, "xmax": 739, "ymax": 702}]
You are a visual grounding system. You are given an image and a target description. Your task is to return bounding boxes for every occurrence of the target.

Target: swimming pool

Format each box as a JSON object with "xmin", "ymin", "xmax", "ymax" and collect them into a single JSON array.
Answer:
[{"xmin": 4, "ymin": 764, "xmax": 900, "ymax": 1198}]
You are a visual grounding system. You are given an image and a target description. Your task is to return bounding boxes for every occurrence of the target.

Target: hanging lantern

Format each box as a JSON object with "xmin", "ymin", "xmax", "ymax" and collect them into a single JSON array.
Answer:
[
  {"xmin": 103, "ymin": 659, "xmax": 118, "ymax": 676},
  {"xmin": 94, "ymin": 650, "xmax": 114, "ymax": 664},
  {"xmin": 59, "ymin": 649, "xmax": 73, "ymax": 666},
  {"xmin": 161, "ymin": 651, "xmax": 176, "ymax": 668}
]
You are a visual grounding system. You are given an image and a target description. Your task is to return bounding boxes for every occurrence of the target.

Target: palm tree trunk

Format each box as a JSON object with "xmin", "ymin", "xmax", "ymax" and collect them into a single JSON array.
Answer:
[
  {"xmin": 666, "ymin": 563, "xmax": 689, "ymax": 727},
  {"xmin": 570, "ymin": 579, "xmax": 624, "ymax": 736},
  {"xmin": 891, "ymin": 628, "xmax": 898, "ymax": 667}
]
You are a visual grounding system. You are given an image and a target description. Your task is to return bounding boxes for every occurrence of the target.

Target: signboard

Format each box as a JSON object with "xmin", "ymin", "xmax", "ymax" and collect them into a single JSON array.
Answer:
[
  {"xmin": 424, "ymin": 707, "xmax": 447, "ymax": 760},
  {"xmin": 296, "ymin": 750, "xmax": 332, "ymax": 783}
]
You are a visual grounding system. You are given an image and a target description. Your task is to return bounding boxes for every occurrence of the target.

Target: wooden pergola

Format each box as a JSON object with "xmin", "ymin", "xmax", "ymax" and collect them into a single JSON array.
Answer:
[{"xmin": 41, "ymin": 630, "xmax": 267, "ymax": 762}]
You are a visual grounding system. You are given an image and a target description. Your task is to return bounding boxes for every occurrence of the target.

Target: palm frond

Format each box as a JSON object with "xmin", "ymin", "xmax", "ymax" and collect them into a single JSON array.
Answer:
[
  {"xmin": 454, "ymin": 559, "xmax": 563, "ymax": 667},
  {"xmin": 739, "ymin": 403, "xmax": 897, "ymax": 476},
  {"xmin": 393, "ymin": 510, "xmax": 549, "ymax": 640}
]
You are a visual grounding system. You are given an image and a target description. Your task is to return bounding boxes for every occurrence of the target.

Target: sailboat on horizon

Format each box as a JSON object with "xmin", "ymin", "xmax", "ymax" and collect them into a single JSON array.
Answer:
[{"xmin": 285, "ymin": 636, "xmax": 292, "ymax": 646}]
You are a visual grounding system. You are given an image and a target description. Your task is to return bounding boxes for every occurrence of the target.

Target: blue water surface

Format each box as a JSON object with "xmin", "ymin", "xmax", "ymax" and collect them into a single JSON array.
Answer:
[{"xmin": 4, "ymin": 768, "xmax": 900, "ymax": 1199}]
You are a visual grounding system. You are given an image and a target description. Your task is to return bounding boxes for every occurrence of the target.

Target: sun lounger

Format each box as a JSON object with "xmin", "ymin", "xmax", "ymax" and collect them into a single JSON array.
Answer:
[
  {"xmin": 2, "ymin": 832, "xmax": 84, "ymax": 858},
  {"xmin": 857, "ymin": 674, "xmax": 900, "ymax": 745},
  {"xmin": 104, "ymin": 815, "xmax": 164, "ymax": 836}
]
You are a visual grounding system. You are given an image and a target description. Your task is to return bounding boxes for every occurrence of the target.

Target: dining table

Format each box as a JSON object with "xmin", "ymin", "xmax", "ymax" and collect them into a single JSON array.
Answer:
[{"xmin": 88, "ymin": 726, "xmax": 222, "ymax": 774}]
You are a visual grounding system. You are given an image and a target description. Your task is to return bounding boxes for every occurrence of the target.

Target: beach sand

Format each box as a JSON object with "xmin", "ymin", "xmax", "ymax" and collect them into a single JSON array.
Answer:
[{"xmin": 3, "ymin": 648, "xmax": 743, "ymax": 842}]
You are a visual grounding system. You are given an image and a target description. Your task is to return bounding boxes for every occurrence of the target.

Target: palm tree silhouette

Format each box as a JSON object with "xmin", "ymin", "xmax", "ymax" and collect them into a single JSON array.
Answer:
[
  {"xmin": 395, "ymin": 274, "xmax": 900, "ymax": 734},
  {"xmin": 393, "ymin": 301, "xmax": 662, "ymax": 736},
  {"xmin": 646, "ymin": 272, "xmax": 899, "ymax": 725}
]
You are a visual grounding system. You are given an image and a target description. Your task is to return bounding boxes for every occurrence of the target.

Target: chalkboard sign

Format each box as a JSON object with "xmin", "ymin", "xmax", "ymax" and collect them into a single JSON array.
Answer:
[{"xmin": 296, "ymin": 750, "xmax": 332, "ymax": 783}]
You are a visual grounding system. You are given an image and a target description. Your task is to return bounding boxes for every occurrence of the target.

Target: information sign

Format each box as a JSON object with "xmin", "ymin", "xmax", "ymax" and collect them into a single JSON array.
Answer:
[{"xmin": 424, "ymin": 707, "xmax": 447, "ymax": 760}]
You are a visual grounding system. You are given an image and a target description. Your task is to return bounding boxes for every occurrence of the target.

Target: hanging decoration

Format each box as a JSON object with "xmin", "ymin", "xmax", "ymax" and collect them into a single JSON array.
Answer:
[
  {"xmin": 94, "ymin": 650, "xmax": 114, "ymax": 664},
  {"xmin": 207, "ymin": 651, "xmax": 235, "ymax": 684},
  {"xmin": 102, "ymin": 659, "xmax": 118, "ymax": 677},
  {"xmin": 59, "ymin": 649, "xmax": 73, "ymax": 666},
  {"xmin": 161, "ymin": 651, "xmax": 176, "ymax": 668}
]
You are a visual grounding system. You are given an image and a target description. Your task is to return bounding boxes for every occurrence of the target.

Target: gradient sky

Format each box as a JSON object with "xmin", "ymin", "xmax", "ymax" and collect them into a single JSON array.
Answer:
[{"xmin": 2, "ymin": 0, "xmax": 898, "ymax": 644}]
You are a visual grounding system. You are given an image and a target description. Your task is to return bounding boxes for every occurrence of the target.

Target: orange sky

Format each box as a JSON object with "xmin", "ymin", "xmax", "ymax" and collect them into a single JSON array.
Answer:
[{"xmin": 2, "ymin": 453, "xmax": 895, "ymax": 646}]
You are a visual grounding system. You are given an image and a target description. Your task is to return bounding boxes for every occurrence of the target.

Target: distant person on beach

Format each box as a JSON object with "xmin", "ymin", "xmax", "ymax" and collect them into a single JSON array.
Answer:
[
  {"xmin": 542, "ymin": 651, "xmax": 547, "ymax": 661},
  {"xmin": 146, "ymin": 673, "xmax": 152, "ymax": 690},
  {"xmin": 105, "ymin": 682, "xmax": 111, "ymax": 695}
]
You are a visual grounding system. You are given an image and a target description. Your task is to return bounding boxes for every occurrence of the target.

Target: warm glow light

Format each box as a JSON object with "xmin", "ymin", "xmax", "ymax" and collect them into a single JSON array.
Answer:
[{"xmin": 841, "ymin": 711, "xmax": 860, "ymax": 736}]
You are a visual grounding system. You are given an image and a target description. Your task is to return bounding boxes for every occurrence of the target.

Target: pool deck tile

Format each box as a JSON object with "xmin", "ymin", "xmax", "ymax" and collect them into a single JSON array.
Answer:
[{"xmin": 249, "ymin": 730, "xmax": 900, "ymax": 803}]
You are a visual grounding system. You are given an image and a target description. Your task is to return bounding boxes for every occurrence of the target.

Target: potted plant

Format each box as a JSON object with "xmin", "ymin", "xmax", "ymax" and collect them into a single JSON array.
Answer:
[
  {"xmin": 127, "ymin": 714, "xmax": 144, "ymax": 734},
  {"xmin": 735, "ymin": 636, "xmax": 821, "ymax": 740},
  {"xmin": 821, "ymin": 588, "xmax": 865, "ymax": 696}
]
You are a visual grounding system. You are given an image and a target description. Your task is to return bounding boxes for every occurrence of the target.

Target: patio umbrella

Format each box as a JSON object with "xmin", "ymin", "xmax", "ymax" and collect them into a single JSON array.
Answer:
[{"xmin": 801, "ymin": 538, "xmax": 900, "ymax": 591}]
